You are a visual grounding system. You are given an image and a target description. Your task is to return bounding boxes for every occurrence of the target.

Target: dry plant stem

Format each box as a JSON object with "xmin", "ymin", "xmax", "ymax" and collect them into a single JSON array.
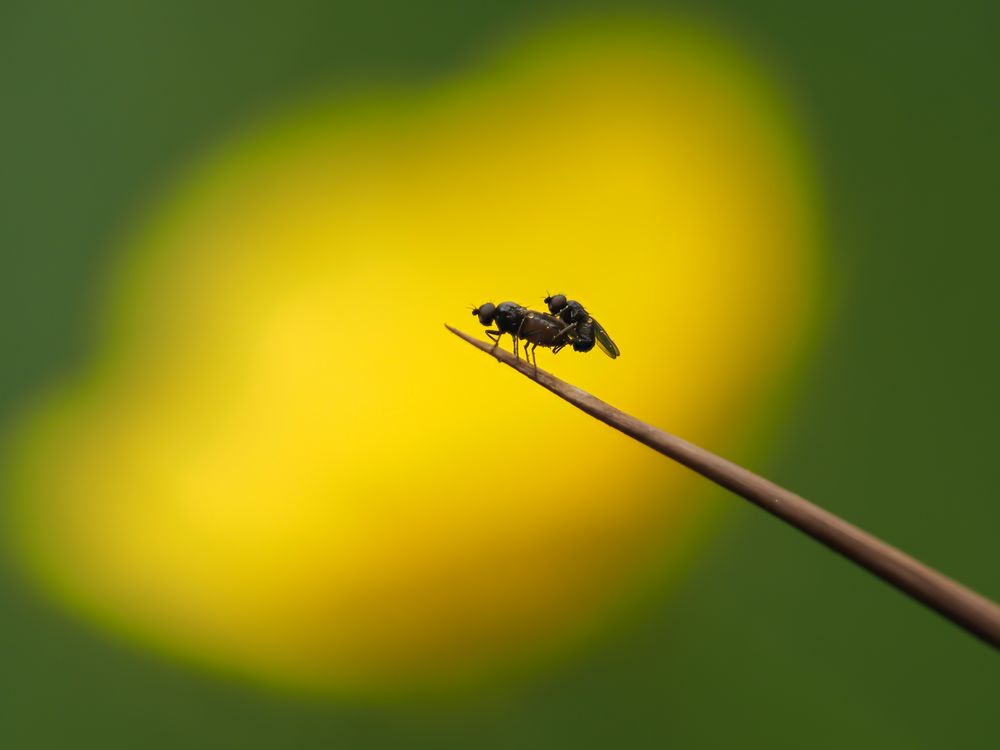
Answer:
[{"xmin": 446, "ymin": 324, "xmax": 1000, "ymax": 650}]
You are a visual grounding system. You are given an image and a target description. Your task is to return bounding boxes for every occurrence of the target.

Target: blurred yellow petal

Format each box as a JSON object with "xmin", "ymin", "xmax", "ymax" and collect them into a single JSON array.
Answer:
[{"xmin": 6, "ymin": 18, "xmax": 823, "ymax": 693}]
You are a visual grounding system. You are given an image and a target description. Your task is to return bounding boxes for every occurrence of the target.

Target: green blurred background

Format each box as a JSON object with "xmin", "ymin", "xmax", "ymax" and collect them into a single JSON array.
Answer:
[{"xmin": 1, "ymin": 1, "xmax": 998, "ymax": 747}]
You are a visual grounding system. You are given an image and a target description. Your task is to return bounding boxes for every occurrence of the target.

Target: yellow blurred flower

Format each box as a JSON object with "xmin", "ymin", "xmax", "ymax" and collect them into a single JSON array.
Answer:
[{"xmin": 5, "ymin": 18, "xmax": 823, "ymax": 693}]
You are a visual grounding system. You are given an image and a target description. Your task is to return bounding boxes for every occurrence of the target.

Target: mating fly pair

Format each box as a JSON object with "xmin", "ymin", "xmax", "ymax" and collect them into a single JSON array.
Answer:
[{"xmin": 471, "ymin": 293, "xmax": 619, "ymax": 371}]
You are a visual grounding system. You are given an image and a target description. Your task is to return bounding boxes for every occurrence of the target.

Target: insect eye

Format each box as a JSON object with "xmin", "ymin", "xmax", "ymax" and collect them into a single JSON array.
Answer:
[
  {"xmin": 547, "ymin": 294, "xmax": 567, "ymax": 313},
  {"xmin": 475, "ymin": 302, "xmax": 496, "ymax": 325}
]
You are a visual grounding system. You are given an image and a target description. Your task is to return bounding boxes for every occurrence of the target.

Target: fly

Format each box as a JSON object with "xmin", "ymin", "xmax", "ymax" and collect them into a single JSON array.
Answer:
[
  {"xmin": 543, "ymin": 293, "xmax": 621, "ymax": 359},
  {"xmin": 471, "ymin": 301, "xmax": 575, "ymax": 371}
]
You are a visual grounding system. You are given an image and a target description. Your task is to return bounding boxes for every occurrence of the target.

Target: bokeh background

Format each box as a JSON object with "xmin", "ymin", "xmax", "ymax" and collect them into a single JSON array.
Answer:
[{"xmin": 2, "ymin": 1, "xmax": 998, "ymax": 748}]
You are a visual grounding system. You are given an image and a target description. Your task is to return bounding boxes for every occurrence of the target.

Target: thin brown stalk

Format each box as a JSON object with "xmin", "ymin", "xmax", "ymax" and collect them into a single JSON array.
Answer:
[{"xmin": 446, "ymin": 324, "xmax": 1000, "ymax": 650}]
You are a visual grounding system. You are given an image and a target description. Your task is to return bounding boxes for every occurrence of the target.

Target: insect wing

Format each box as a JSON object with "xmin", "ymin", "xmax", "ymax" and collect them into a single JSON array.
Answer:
[{"xmin": 591, "ymin": 317, "xmax": 620, "ymax": 358}]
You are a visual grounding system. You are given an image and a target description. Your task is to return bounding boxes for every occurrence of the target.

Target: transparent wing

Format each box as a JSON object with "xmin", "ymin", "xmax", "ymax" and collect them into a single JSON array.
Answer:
[{"xmin": 592, "ymin": 318, "xmax": 620, "ymax": 359}]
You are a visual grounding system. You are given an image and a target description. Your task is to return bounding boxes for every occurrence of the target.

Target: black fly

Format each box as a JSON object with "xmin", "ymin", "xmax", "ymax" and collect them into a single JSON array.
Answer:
[
  {"xmin": 543, "ymin": 294, "xmax": 621, "ymax": 359},
  {"xmin": 472, "ymin": 301, "xmax": 575, "ymax": 371},
  {"xmin": 471, "ymin": 294, "xmax": 620, "ymax": 372}
]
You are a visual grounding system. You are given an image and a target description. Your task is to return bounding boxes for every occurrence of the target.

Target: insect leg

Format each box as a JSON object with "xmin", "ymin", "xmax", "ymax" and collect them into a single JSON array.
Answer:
[
  {"xmin": 488, "ymin": 330, "xmax": 503, "ymax": 353},
  {"xmin": 514, "ymin": 316, "xmax": 534, "ymax": 362}
]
